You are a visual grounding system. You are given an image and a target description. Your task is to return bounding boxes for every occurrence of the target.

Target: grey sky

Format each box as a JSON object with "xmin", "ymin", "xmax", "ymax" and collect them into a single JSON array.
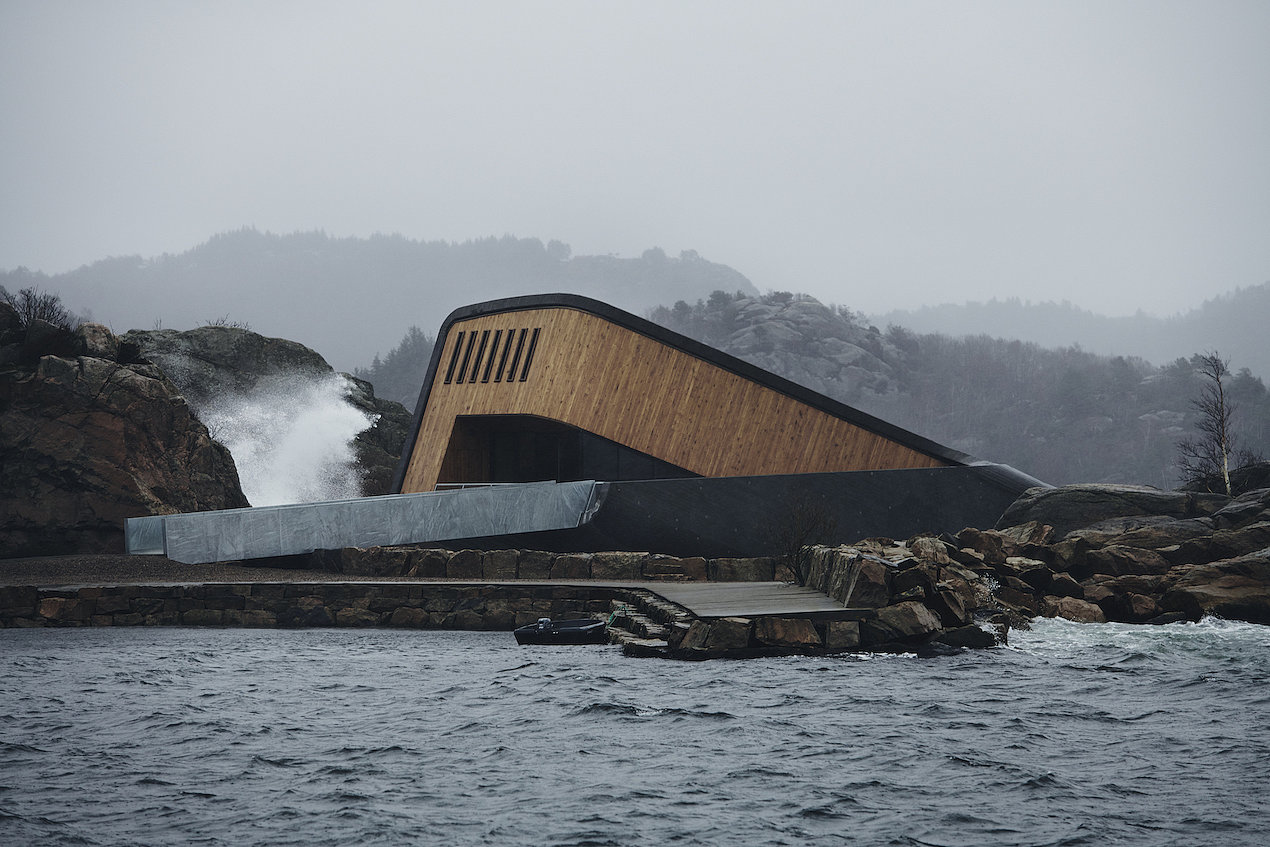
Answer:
[{"xmin": 2, "ymin": 0, "xmax": 1267, "ymax": 318}]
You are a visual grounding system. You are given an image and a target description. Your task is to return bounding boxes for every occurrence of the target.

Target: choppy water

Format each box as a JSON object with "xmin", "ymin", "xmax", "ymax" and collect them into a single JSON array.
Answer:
[{"xmin": 3, "ymin": 618, "xmax": 1269, "ymax": 846}]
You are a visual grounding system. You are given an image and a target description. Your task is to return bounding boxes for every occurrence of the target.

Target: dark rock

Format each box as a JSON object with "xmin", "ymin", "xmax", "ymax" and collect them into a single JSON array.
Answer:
[
  {"xmin": 934, "ymin": 624, "xmax": 998, "ymax": 649},
  {"xmin": 182, "ymin": 608, "xmax": 224, "ymax": 626},
  {"xmin": 753, "ymin": 617, "xmax": 821, "ymax": 649},
  {"xmin": 705, "ymin": 617, "xmax": 753, "ymax": 650},
  {"xmin": 678, "ymin": 557, "xmax": 709, "ymax": 581},
  {"xmin": 709, "ymin": 557, "xmax": 775, "ymax": 582},
  {"xmin": 335, "ymin": 608, "xmax": 383, "ymax": 627},
  {"xmin": 386, "ymin": 609, "xmax": 431, "ymax": 629},
  {"xmin": 592, "ymin": 552, "xmax": 644, "ymax": 580},
  {"xmin": 1000, "ymin": 575, "xmax": 1033, "ymax": 593},
  {"xmin": 823, "ymin": 620, "xmax": 860, "ymax": 651},
  {"xmin": 0, "ymin": 585, "xmax": 39, "ymax": 615},
  {"xmin": 1084, "ymin": 545, "xmax": 1172, "ymax": 576},
  {"xmin": 551, "ymin": 553, "xmax": 592, "ymax": 579},
  {"xmin": 994, "ymin": 586, "xmax": 1039, "ymax": 616},
  {"xmin": 1173, "ymin": 522, "xmax": 1270, "ymax": 565},
  {"xmin": 0, "ymin": 329, "xmax": 249, "ymax": 557},
  {"xmin": 1145, "ymin": 611, "xmax": 1192, "ymax": 625},
  {"xmin": 1158, "ymin": 548, "xmax": 1270, "ymax": 624},
  {"xmin": 679, "ymin": 619, "xmax": 711, "ymax": 650},
  {"xmin": 0, "ymin": 300, "xmax": 21, "ymax": 338},
  {"xmin": 448, "ymin": 549, "xmax": 484, "ymax": 579},
  {"xmin": 956, "ymin": 527, "xmax": 1007, "ymax": 566},
  {"xmin": 1106, "ymin": 518, "xmax": 1219, "ymax": 550},
  {"xmin": 998, "ymin": 484, "xmax": 1229, "ymax": 538},
  {"xmin": 1043, "ymin": 596, "xmax": 1106, "ymax": 623},
  {"xmin": 996, "ymin": 521, "xmax": 1054, "ymax": 547},
  {"xmin": 873, "ymin": 601, "xmax": 944, "ymax": 642},
  {"xmin": 1018, "ymin": 565, "xmax": 1054, "ymax": 591},
  {"xmin": 22, "ymin": 318, "xmax": 79, "ymax": 360},
  {"xmin": 804, "ymin": 548, "xmax": 893, "ymax": 608},
  {"xmin": 409, "ymin": 549, "xmax": 449, "ymax": 579},
  {"xmin": 1047, "ymin": 573, "xmax": 1084, "ymax": 599},
  {"xmin": 908, "ymin": 536, "xmax": 953, "ymax": 565},
  {"xmin": 517, "ymin": 550, "xmax": 553, "ymax": 579},
  {"xmin": 1210, "ymin": 487, "xmax": 1270, "ymax": 529},
  {"xmin": 74, "ymin": 323, "xmax": 119, "ymax": 361},
  {"xmin": 927, "ymin": 587, "xmax": 971, "ymax": 628},
  {"xmin": 483, "ymin": 550, "xmax": 518, "ymax": 580},
  {"xmin": 892, "ymin": 562, "xmax": 936, "ymax": 597}
]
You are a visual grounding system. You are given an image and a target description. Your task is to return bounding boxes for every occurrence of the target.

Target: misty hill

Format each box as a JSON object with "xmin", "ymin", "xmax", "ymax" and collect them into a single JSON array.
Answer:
[
  {"xmin": 650, "ymin": 291, "xmax": 1269, "ymax": 489},
  {"xmin": 874, "ymin": 283, "xmax": 1270, "ymax": 377},
  {"xmin": 0, "ymin": 229, "xmax": 757, "ymax": 372}
]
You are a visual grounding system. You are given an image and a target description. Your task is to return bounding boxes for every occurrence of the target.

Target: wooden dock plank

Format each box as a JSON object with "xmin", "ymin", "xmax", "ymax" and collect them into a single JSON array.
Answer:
[{"xmin": 646, "ymin": 581, "xmax": 863, "ymax": 621}]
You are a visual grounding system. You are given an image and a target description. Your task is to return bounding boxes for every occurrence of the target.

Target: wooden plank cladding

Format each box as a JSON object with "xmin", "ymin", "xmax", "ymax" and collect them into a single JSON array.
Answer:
[{"xmin": 397, "ymin": 295, "xmax": 967, "ymax": 494}]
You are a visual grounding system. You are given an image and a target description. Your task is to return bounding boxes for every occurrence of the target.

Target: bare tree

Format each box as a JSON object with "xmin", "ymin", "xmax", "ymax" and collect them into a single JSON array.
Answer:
[
  {"xmin": 1176, "ymin": 351, "xmax": 1255, "ymax": 495},
  {"xmin": 1, "ymin": 286, "xmax": 80, "ymax": 331}
]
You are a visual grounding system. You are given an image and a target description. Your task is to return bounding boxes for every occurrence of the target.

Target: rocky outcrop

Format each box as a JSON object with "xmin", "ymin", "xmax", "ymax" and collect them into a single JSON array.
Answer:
[
  {"xmin": 975, "ymin": 483, "xmax": 1270, "ymax": 626},
  {"xmin": 122, "ymin": 326, "xmax": 412, "ymax": 496},
  {"xmin": 1, "ymin": 306, "xmax": 248, "ymax": 557},
  {"xmin": 997, "ymin": 484, "xmax": 1228, "ymax": 537}
]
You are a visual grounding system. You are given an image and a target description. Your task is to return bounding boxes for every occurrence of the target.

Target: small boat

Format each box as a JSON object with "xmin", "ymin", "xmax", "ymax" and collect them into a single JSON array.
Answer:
[{"xmin": 514, "ymin": 617, "xmax": 609, "ymax": 646}]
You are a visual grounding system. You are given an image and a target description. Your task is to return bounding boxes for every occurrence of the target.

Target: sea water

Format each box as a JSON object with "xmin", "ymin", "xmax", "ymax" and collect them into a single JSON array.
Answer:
[{"xmin": 2, "ymin": 618, "xmax": 1268, "ymax": 846}]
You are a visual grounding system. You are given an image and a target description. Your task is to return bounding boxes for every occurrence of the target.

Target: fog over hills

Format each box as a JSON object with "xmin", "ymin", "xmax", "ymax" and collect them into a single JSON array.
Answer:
[
  {"xmin": 0, "ymin": 228, "xmax": 757, "ymax": 372},
  {"xmin": 874, "ymin": 283, "xmax": 1270, "ymax": 379}
]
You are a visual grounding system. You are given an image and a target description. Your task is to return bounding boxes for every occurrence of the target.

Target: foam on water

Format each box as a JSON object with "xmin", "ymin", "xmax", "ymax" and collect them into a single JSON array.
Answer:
[{"xmin": 199, "ymin": 373, "xmax": 378, "ymax": 506}]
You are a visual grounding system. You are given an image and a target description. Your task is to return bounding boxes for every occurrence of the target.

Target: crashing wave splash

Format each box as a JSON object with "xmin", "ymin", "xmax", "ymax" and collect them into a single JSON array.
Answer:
[{"xmin": 199, "ymin": 372, "xmax": 378, "ymax": 506}]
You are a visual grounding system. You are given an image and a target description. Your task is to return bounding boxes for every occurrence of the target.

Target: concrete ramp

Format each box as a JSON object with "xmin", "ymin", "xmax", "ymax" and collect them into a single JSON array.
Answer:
[{"xmin": 126, "ymin": 481, "xmax": 599, "ymax": 564}]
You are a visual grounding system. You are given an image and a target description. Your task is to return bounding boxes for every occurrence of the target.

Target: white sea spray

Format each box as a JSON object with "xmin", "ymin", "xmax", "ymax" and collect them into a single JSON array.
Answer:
[{"xmin": 198, "ymin": 372, "xmax": 378, "ymax": 506}]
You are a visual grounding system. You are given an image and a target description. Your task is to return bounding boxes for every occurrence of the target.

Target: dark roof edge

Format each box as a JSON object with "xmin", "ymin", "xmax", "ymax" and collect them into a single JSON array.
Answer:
[{"xmin": 393, "ymin": 292, "xmax": 982, "ymax": 492}]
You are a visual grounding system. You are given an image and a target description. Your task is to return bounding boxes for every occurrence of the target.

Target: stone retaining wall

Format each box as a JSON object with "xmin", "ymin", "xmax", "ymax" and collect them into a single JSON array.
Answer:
[
  {"xmin": 0, "ymin": 582, "xmax": 627, "ymax": 630},
  {"xmin": 305, "ymin": 547, "xmax": 785, "ymax": 582}
]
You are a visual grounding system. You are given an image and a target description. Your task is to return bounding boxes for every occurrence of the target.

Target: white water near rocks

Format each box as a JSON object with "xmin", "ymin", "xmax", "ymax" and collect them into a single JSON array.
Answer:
[
  {"xmin": 199, "ymin": 373, "xmax": 377, "ymax": 506},
  {"xmin": 2, "ymin": 618, "xmax": 1269, "ymax": 846}
]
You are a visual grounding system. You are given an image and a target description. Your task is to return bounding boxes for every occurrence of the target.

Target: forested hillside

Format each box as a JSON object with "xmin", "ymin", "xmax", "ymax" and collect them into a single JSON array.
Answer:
[
  {"xmin": 0, "ymin": 229, "xmax": 757, "ymax": 372},
  {"xmin": 650, "ymin": 291, "xmax": 1269, "ymax": 488}
]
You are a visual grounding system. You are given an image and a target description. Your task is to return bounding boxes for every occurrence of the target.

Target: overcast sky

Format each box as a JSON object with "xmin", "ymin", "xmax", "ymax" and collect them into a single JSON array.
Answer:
[{"xmin": 2, "ymin": 0, "xmax": 1267, "ymax": 318}]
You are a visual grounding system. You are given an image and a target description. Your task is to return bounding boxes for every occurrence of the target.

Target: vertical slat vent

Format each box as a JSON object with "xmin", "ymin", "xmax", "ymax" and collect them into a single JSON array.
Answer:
[
  {"xmin": 519, "ymin": 327, "xmax": 541, "ymax": 382},
  {"xmin": 443, "ymin": 331, "xmax": 466, "ymax": 384},
  {"xmin": 494, "ymin": 329, "xmax": 514, "ymax": 382},
  {"xmin": 482, "ymin": 329, "xmax": 503, "ymax": 383},
  {"xmin": 469, "ymin": 330, "xmax": 490, "ymax": 383},
  {"xmin": 446, "ymin": 326, "xmax": 542, "ymax": 385},
  {"xmin": 456, "ymin": 331, "xmax": 478, "ymax": 384}
]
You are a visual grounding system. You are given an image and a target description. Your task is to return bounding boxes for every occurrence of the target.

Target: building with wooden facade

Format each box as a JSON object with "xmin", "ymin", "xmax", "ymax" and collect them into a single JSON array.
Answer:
[
  {"xmin": 389, "ymin": 294, "xmax": 1043, "ymax": 556},
  {"xmin": 394, "ymin": 294, "xmax": 987, "ymax": 493},
  {"xmin": 128, "ymin": 294, "xmax": 1045, "ymax": 564}
]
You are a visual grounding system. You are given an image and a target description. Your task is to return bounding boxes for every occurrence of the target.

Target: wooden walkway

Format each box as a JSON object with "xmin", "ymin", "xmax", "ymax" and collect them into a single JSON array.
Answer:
[{"xmin": 646, "ymin": 581, "xmax": 864, "ymax": 621}]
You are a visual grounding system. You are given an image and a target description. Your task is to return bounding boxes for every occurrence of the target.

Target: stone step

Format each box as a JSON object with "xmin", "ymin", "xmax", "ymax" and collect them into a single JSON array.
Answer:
[
  {"xmin": 608, "ymin": 599, "xmax": 674, "ymax": 639},
  {"xmin": 621, "ymin": 637, "xmax": 671, "ymax": 658}
]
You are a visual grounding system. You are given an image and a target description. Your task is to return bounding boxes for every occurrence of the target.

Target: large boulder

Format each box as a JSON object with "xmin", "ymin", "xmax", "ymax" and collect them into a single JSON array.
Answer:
[
  {"xmin": 0, "ymin": 321, "xmax": 249, "ymax": 557},
  {"xmin": 121, "ymin": 326, "xmax": 411, "ymax": 496},
  {"xmin": 998, "ymin": 484, "xmax": 1228, "ymax": 538},
  {"xmin": 1158, "ymin": 548, "xmax": 1270, "ymax": 623}
]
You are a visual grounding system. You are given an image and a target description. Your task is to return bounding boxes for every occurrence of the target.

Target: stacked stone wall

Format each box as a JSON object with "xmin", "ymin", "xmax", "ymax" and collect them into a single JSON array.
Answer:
[
  {"xmin": 304, "ymin": 547, "xmax": 780, "ymax": 582},
  {"xmin": 0, "ymin": 583, "xmax": 624, "ymax": 630}
]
